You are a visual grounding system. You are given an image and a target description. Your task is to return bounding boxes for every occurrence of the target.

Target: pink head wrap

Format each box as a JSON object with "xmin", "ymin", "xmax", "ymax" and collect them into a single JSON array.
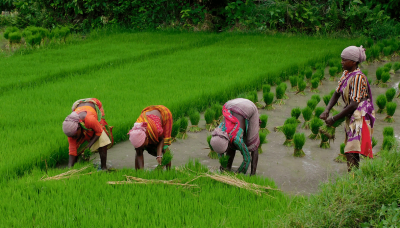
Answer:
[
  {"xmin": 210, "ymin": 128, "xmax": 229, "ymax": 154},
  {"xmin": 128, "ymin": 122, "xmax": 148, "ymax": 148},
  {"xmin": 341, "ymin": 45, "xmax": 366, "ymax": 63},
  {"xmin": 62, "ymin": 112, "xmax": 80, "ymax": 137}
]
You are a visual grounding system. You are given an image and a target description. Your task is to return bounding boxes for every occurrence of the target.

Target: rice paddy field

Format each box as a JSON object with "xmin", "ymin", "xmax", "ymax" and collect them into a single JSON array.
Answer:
[{"xmin": 4, "ymin": 30, "xmax": 399, "ymax": 226}]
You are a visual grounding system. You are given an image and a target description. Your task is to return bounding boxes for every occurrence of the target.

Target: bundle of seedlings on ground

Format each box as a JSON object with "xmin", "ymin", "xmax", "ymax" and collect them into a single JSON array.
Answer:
[
  {"xmin": 263, "ymin": 84, "xmax": 271, "ymax": 94},
  {"xmin": 314, "ymin": 69, "xmax": 325, "ymax": 83},
  {"xmin": 385, "ymin": 88, "xmax": 396, "ymax": 102},
  {"xmin": 274, "ymin": 84, "xmax": 286, "ymax": 105},
  {"xmin": 374, "ymin": 67, "xmax": 383, "ymax": 85},
  {"xmin": 282, "ymin": 124, "xmax": 297, "ymax": 147},
  {"xmin": 319, "ymin": 111, "xmax": 345, "ymax": 140},
  {"xmin": 311, "ymin": 94, "xmax": 321, "ymax": 104},
  {"xmin": 219, "ymin": 155, "xmax": 230, "ymax": 169},
  {"xmin": 319, "ymin": 134, "xmax": 331, "ymax": 149},
  {"xmin": 293, "ymin": 133, "xmax": 306, "ymax": 157},
  {"xmin": 188, "ymin": 110, "xmax": 202, "ymax": 132},
  {"xmin": 275, "ymin": 117, "xmax": 298, "ymax": 132},
  {"xmin": 212, "ymin": 103, "xmax": 223, "ymax": 125},
  {"xmin": 310, "ymin": 79, "xmax": 319, "ymax": 93},
  {"xmin": 259, "ymin": 114, "xmax": 269, "ymax": 134},
  {"xmin": 307, "ymin": 99, "xmax": 318, "ymax": 111},
  {"xmin": 171, "ymin": 119, "xmax": 180, "ymax": 143},
  {"xmin": 246, "ymin": 91, "xmax": 262, "ymax": 108},
  {"xmin": 176, "ymin": 117, "xmax": 188, "ymax": 139},
  {"xmin": 384, "ymin": 63, "xmax": 392, "ymax": 73},
  {"xmin": 384, "ymin": 102, "xmax": 397, "ymax": 123},
  {"xmin": 305, "ymin": 67, "xmax": 313, "ymax": 81},
  {"xmin": 280, "ymin": 83, "xmax": 289, "ymax": 99},
  {"xmin": 289, "ymin": 76, "xmax": 298, "ymax": 92},
  {"xmin": 258, "ymin": 132, "xmax": 267, "ymax": 154},
  {"xmin": 393, "ymin": 62, "xmax": 400, "ymax": 72},
  {"xmin": 383, "ymin": 46, "xmax": 392, "ymax": 57},
  {"xmin": 296, "ymin": 79, "xmax": 307, "ymax": 95},
  {"xmin": 308, "ymin": 117, "xmax": 324, "ymax": 140},
  {"xmin": 204, "ymin": 108, "xmax": 216, "ymax": 131},
  {"xmin": 334, "ymin": 143, "xmax": 347, "ymax": 163},
  {"xmin": 155, "ymin": 149, "xmax": 173, "ymax": 170},
  {"xmin": 322, "ymin": 94, "xmax": 335, "ymax": 112},
  {"xmin": 263, "ymin": 92, "xmax": 275, "ymax": 110},
  {"xmin": 314, "ymin": 107, "xmax": 325, "ymax": 118},
  {"xmin": 207, "ymin": 135, "xmax": 218, "ymax": 159},
  {"xmin": 291, "ymin": 107, "xmax": 302, "ymax": 123},
  {"xmin": 376, "ymin": 94, "xmax": 387, "ymax": 114},
  {"xmin": 302, "ymin": 107, "xmax": 313, "ymax": 129},
  {"xmin": 329, "ymin": 67, "xmax": 338, "ymax": 81},
  {"xmin": 383, "ymin": 126, "xmax": 394, "ymax": 137},
  {"xmin": 381, "ymin": 136, "xmax": 396, "ymax": 151},
  {"xmin": 380, "ymin": 72, "xmax": 390, "ymax": 87},
  {"xmin": 372, "ymin": 137, "xmax": 378, "ymax": 148}
]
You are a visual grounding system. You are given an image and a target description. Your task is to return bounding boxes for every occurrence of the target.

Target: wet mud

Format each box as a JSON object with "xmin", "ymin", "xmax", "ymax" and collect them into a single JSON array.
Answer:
[{"xmin": 91, "ymin": 58, "xmax": 400, "ymax": 195}]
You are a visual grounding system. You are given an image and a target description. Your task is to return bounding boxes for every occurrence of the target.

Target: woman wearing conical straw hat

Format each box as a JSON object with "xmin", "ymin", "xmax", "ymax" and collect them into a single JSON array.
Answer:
[
  {"xmin": 62, "ymin": 98, "xmax": 114, "ymax": 170},
  {"xmin": 320, "ymin": 46, "xmax": 375, "ymax": 172},
  {"xmin": 210, "ymin": 98, "xmax": 260, "ymax": 175},
  {"xmin": 128, "ymin": 105, "xmax": 173, "ymax": 170}
]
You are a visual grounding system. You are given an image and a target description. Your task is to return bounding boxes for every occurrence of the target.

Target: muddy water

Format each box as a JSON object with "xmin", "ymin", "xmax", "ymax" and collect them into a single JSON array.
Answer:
[{"xmin": 91, "ymin": 59, "xmax": 400, "ymax": 195}]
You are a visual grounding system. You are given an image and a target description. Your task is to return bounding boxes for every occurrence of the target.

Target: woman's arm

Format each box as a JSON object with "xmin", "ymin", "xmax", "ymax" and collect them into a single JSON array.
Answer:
[
  {"xmin": 320, "ymin": 91, "xmax": 341, "ymax": 120},
  {"xmin": 234, "ymin": 139, "xmax": 251, "ymax": 174},
  {"xmin": 156, "ymin": 137, "xmax": 164, "ymax": 165},
  {"xmin": 325, "ymin": 100, "xmax": 359, "ymax": 126}
]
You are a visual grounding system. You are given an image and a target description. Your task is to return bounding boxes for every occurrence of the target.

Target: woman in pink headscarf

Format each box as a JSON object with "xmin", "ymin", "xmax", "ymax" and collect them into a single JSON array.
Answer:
[{"xmin": 320, "ymin": 46, "xmax": 375, "ymax": 172}]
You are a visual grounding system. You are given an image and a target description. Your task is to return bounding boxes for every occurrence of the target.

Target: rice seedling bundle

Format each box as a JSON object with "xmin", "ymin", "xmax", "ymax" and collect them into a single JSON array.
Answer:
[
  {"xmin": 289, "ymin": 76, "xmax": 298, "ymax": 92},
  {"xmin": 370, "ymin": 45, "xmax": 381, "ymax": 59},
  {"xmin": 177, "ymin": 117, "xmax": 189, "ymax": 139},
  {"xmin": 262, "ymin": 84, "xmax": 271, "ymax": 94},
  {"xmin": 328, "ymin": 59, "xmax": 337, "ymax": 67},
  {"xmin": 275, "ymin": 117, "xmax": 298, "ymax": 132},
  {"xmin": 302, "ymin": 107, "xmax": 313, "ymax": 129},
  {"xmin": 189, "ymin": 110, "xmax": 202, "ymax": 132},
  {"xmin": 329, "ymin": 67, "xmax": 338, "ymax": 81},
  {"xmin": 380, "ymin": 72, "xmax": 390, "ymax": 87},
  {"xmin": 372, "ymin": 137, "xmax": 378, "ymax": 148},
  {"xmin": 383, "ymin": 126, "xmax": 394, "ymax": 137},
  {"xmin": 212, "ymin": 103, "xmax": 223, "ymax": 125},
  {"xmin": 393, "ymin": 62, "xmax": 400, "ymax": 72},
  {"xmin": 307, "ymin": 99, "xmax": 318, "ymax": 111},
  {"xmin": 311, "ymin": 94, "xmax": 321, "ymax": 104},
  {"xmin": 314, "ymin": 69, "xmax": 325, "ymax": 81},
  {"xmin": 384, "ymin": 102, "xmax": 397, "ymax": 123},
  {"xmin": 334, "ymin": 143, "xmax": 347, "ymax": 163},
  {"xmin": 319, "ymin": 110, "xmax": 345, "ymax": 139},
  {"xmin": 390, "ymin": 38, "xmax": 400, "ymax": 51},
  {"xmin": 246, "ymin": 91, "xmax": 258, "ymax": 104},
  {"xmin": 291, "ymin": 107, "xmax": 301, "ymax": 123},
  {"xmin": 258, "ymin": 132, "xmax": 267, "ymax": 154},
  {"xmin": 314, "ymin": 107, "xmax": 325, "ymax": 118},
  {"xmin": 155, "ymin": 148, "xmax": 173, "ymax": 170},
  {"xmin": 171, "ymin": 120, "xmax": 180, "ymax": 142},
  {"xmin": 382, "ymin": 136, "xmax": 396, "ymax": 151},
  {"xmin": 310, "ymin": 79, "xmax": 319, "ymax": 93},
  {"xmin": 280, "ymin": 82, "xmax": 289, "ymax": 99},
  {"xmin": 385, "ymin": 88, "xmax": 396, "ymax": 102},
  {"xmin": 376, "ymin": 94, "xmax": 387, "ymax": 114},
  {"xmin": 207, "ymin": 135, "xmax": 218, "ymax": 159},
  {"xmin": 375, "ymin": 67, "xmax": 384, "ymax": 85},
  {"xmin": 282, "ymin": 124, "xmax": 297, "ymax": 147},
  {"xmin": 205, "ymin": 108, "xmax": 216, "ymax": 131},
  {"xmin": 384, "ymin": 63, "xmax": 392, "ymax": 72},
  {"xmin": 323, "ymin": 94, "xmax": 332, "ymax": 106},
  {"xmin": 274, "ymin": 84, "xmax": 285, "ymax": 105},
  {"xmin": 308, "ymin": 117, "xmax": 324, "ymax": 140},
  {"xmin": 319, "ymin": 134, "xmax": 330, "ymax": 149},
  {"xmin": 383, "ymin": 46, "xmax": 392, "ymax": 56},
  {"xmin": 315, "ymin": 62, "xmax": 325, "ymax": 71},
  {"xmin": 263, "ymin": 92, "xmax": 275, "ymax": 110},
  {"xmin": 219, "ymin": 155, "xmax": 230, "ymax": 168},
  {"xmin": 259, "ymin": 114, "xmax": 269, "ymax": 134},
  {"xmin": 305, "ymin": 67, "xmax": 313, "ymax": 80},
  {"xmin": 293, "ymin": 133, "xmax": 306, "ymax": 157},
  {"xmin": 297, "ymin": 80, "xmax": 307, "ymax": 95}
]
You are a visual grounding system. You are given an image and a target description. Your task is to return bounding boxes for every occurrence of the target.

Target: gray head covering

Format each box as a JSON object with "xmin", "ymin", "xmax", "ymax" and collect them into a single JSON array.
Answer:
[
  {"xmin": 210, "ymin": 128, "xmax": 229, "ymax": 153},
  {"xmin": 62, "ymin": 112, "xmax": 80, "ymax": 137},
  {"xmin": 341, "ymin": 45, "xmax": 366, "ymax": 63}
]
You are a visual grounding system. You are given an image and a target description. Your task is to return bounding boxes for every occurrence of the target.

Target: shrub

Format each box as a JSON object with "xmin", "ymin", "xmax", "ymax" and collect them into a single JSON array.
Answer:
[
  {"xmin": 386, "ymin": 88, "xmax": 396, "ymax": 102},
  {"xmin": 309, "ymin": 117, "xmax": 323, "ymax": 140},
  {"xmin": 297, "ymin": 80, "xmax": 307, "ymax": 95},
  {"xmin": 189, "ymin": 110, "xmax": 202, "ymax": 132},
  {"xmin": 393, "ymin": 62, "xmax": 400, "ymax": 72},
  {"xmin": 291, "ymin": 108, "xmax": 301, "ymax": 122},
  {"xmin": 259, "ymin": 114, "xmax": 269, "ymax": 134},
  {"xmin": 305, "ymin": 67, "xmax": 312, "ymax": 80},
  {"xmin": 314, "ymin": 107, "xmax": 324, "ymax": 118},
  {"xmin": 307, "ymin": 99, "xmax": 318, "ymax": 111},
  {"xmin": 258, "ymin": 132, "xmax": 268, "ymax": 154},
  {"xmin": 282, "ymin": 124, "xmax": 297, "ymax": 147},
  {"xmin": 311, "ymin": 79, "xmax": 319, "ymax": 92},
  {"xmin": 376, "ymin": 94, "xmax": 387, "ymax": 113},
  {"xmin": 289, "ymin": 76, "xmax": 298, "ymax": 91},
  {"xmin": 293, "ymin": 133, "xmax": 306, "ymax": 157},
  {"xmin": 207, "ymin": 135, "xmax": 218, "ymax": 159},
  {"xmin": 384, "ymin": 102, "xmax": 397, "ymax": 123},
  {"xmin": 383, "ymin": 46, "xmax": 392, "ymax": 56},
  {"xmin": 302, "ymin": 107, "xmax": 313, "ymax": 129},
  {"xmin": 383, "ymin": 127, "xmax": 394, "ymax": 137},
  {"xmin": 262, "ymin": 84, "xmax": 271, "ymax": 94},
  {"xmin": 264, "ymin": 92, "xmax": 275, "ymax": 110},
  {"xmin": 204, "ymin": 108, "xmax": 215, "ymax": 131}
]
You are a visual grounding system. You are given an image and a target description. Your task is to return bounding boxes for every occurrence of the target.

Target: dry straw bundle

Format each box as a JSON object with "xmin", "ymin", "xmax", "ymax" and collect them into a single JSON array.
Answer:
[{"xmin": 41, "ymin": 165, "xmax": 92, "ymax": 181}]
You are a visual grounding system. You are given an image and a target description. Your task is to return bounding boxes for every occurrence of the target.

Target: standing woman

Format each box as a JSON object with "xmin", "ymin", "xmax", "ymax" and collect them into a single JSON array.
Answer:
[
  {"xmin": 62, "ymin": 98, "xmax": 114, "ymax": 170},
  {"xmin": 320, "ymin": 46, "xmax": 375, "ymax": 172},
  {"xmin": 128, "ymin": 105, "xmax": 173, "ymax": 169},
  {"xmin": 210, "ymin": 98, "xmax": 260, "ymax": 175}
]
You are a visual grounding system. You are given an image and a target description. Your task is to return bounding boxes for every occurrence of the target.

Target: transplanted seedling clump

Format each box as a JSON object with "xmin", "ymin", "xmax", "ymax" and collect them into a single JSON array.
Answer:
[
  {"xmin": 205, "ymin": 108, "xmax": 216, "ymax": 131},
  {"xmin": 258, "ymin": 132, "xmax": 267, "ymax": 154},
  {"xmin": 171, "ymin": 119, "xmax": 180, "ymax": 142},
  {"xmin": 291, "ymin": 107, "xmax": 301, "ymax": 123},
  {"xmin": 155, "ymin": 148, "xmax": 173, "ymax": 170},
  {"xmin": 309, "ymin": 117, "xmax": 323, "ymax": 140},
  {"xmin": 319, "ymin": 111, "xmax": 345, "ymax": 148},
  {"xmin": 282, "ymin": 124, "xmax": 297, "ymax": 147},
  {"xmin": 293, "ymin": 133, "xmax": 306, "ymax": 157},
  {"xmin": 207, "ymin": 135, "xmax": 218, "ymax": 159},
  {"xmin": 259, "ymin": 114, "xmax": 269, "ymax": 134},
  {"xmin": 302, "ymin": 107, "xmax": 313, "ymax": 129},
  {"xmin": 334, "ymin": 143, "xmax": 347, "ymax": 163},
  {"xmin": 189, "ymin": 110, "xmax": 202, "ymax": 132},
  {"xmin": 376, "ymin": 94, "xmax": 387, "ymax": 114},
  {"xmin": 384, "ymin": 102, "xmax": 397, "ymax": 123},
  {"xmin": 296, "ymin": 80, "xmax": 307, "ymax": 96},
  {"xmin": 274, "ymin": 84, "xmax": 286, "ymax": 105},
  {"xmin": 329, "ymin": 67, "xmax": 338, "ymax": 81},
  {"xmin": 386, "ymin": 88, "xmax": 396, "ymax": 102},
  {"xmin": 289, "ymin": 76, "xmax": 298, "ymax": 92},
  {"xmin": 177, "ymin": 117, "xmax": 188, "ymax": 139}
]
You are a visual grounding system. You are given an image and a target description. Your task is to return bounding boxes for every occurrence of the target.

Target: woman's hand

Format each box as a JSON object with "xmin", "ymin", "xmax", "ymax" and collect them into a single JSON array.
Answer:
[
  {"xmin": 320, "ymin": 111, "xmax": 330, "ymax": 120},
  {"xmin": 325, "ymin": 116, "xmax": 334, "ymax": 126},
  {"xmin": 156, "ymin": 157, "xmax": 162, "ymax": 165}
]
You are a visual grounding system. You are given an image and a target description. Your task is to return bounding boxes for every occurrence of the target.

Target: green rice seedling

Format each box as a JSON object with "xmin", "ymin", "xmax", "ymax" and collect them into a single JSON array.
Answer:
[
  {"xmin": 263, "ymin": 84, "xmax": 271, "ymax": 94},
  {"xmin": 319, "ymin": 134, "xmax": 330, "ymax": 149},
  {"xmin": 386, "ymin": 88, "xmax": 396, "ymax": 102},
  {"xmin": 336, "ymin": 62, "xmax": 342, "ymax": 74},
  {"xmin": 382, "ymin": 136, "xmax": 396, "ymax": 151},
  {"xmin": 384, "ymin": 63, "xmax": 392, "ymax": 72},
  {"xmin": 376, "ymin": 94, "xmax": 387, "ymax": 114},
  {"xmin": 393, "ymin": 62, "xmax": 400, "ymax": 72},
  {"xmin": 311, "ymin": 94, "xmax": 321, "ymax": 104},
  {"xmin": 319, "ymin": 111, "xmax": 346, "ymax": 144},
  {"xmin": 176, "ymin": 117, "xmax": 188, "ymax": 139},
  {"xmin": 383, "ymin": 46, "xmax": 392, "ymax": 56},
  {"xmin": 307, "ymin": 99, "xmax": 318, "ymax": 111},
  {"xmin": 329, "ymin": 67, "xmax": 338, "ymax": 81},
  {"xmin": 380, "ymin": 72, "xmax": 390, "ymax": 87},
  {"xmin": 275, "ymin": 117, "xmax": 298, "ymax": 132},
  {"xmin": 323, "ymin": 94, "xmax": 331, "ymax": 106},
  {"xmin": 291, "ymin": 107, "xmax": 301, "ymax": 123},
  {"xmin": 246, "ymin": 91, "xmax": 258, "ymax": 104},
  {"xmin": 302, "ymin": 107, "xmax": 313, "ymax": 129},
  {"xmin": 274, "ymin": 78, "xmax": 282, "ymax": 86},
  {"xmin": 205, "ymin": 108, "xmax": 216, "ymax": 131},
  {"xmin": 316, "ymin": 69, "xmax": 325, "ymax": 81},
  {"xmin": 308, "ymin": 117, "xmax": 323, "ymax": 140},
  {"xmin": 334, "ymin": 143, "xmax": 347, "ymax": 163},
  {"xmin": 383, "ymin": 126, "xmax": 394, "ymax": 137},
  {"xmin": 305, "ymin": 67, "xmax": 313, "ymax": 80},
  {"xmin": 263, "ymin": 92, "xmax": 275, "ymax": 110},
  {"xmin": 369, "ymin": 45, "xmax": 380, "ymax": 59},
  {"xmin": 375, "ymin": 67, "xmax": 384, "ymax": 85},
  {"xmin": 171, "ymin": 120, "xmax": 180, "ymax": 143},
  {"xmin": 296, "ymin": 79, "xmax": 307, "ymax": 95},
  {"xmin": 219, "ymin": 155, "xmax": 230, "ymax": 168},
  {"xmin": 258, "ymin": 132, "xmax": 267, "ymax": 154},
  {"xmin": 155, "ymin": 148, "xmax": 173, "ymax": 170},
  {"xmin": 384, "ymin": 102, "xmax": 397, "ymax": 123},
  {"xmin": 82, "ymin": 148, "xmax": 92, "ymax": 161},
  {"xmin": 289, "ymin": 76, "xmax": 298, "ymax": 92},
  {"xmin": 363, "ymin": 69, "xmax": 368, "ymax": 77},
  {"xmin": 293, "ymin": 133, "xmax": 306, "ymax": 157},
  {"xmin": 366, "ymin": 38, "xmax": 374, "ymax": 48},
  {"xmin": 314, "ymin": 107, "xmax": 325, "ymax": 118},
  {"xmin": 207, "ymin": 135, "xmax": 218, "ymax": 159},
  {"xmin": 282, "ymin": 124, "xmax": 297, "ymax": 147},
  {"xmin": 274, "ymin": 84, "xmax": 285, "ymax": 105},
  {"xmin": 212, "ymin": 103, "xmax": 223, "ymax": 125},
  {"xmin": 390, "ymin": 38, "xmax": 400, "ymax": 51},
  {"xmin": 280, "ymin": 82, "xmax": 289, "ymax": 99},
  {"xmin": 328, "ymin": 59, "xmax": 336, "ymax": 67},
  {"xmin": 310, "ymin": 79, "xmax": 319, "ymax": 93},
  {"xmin": 188, "ymin": 110, "xmax": 202, "ymax": 132},
  {"xmin": 259, "ymin": 114, "xmax": 269, "ymax": 134},
  {"xmin": 372, "ymin": 137, "xmax": 378, "ymax": 148}
]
